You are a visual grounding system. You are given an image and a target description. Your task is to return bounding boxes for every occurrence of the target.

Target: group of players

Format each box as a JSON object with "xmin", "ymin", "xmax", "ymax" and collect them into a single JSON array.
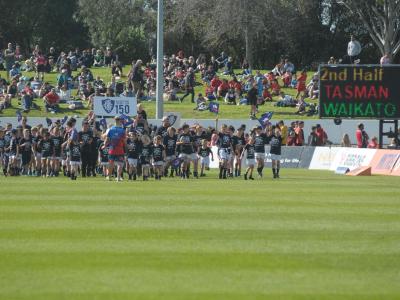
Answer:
[{"xmin": 0, "ymin": 115, "xmax": 283, "ymax": 181}]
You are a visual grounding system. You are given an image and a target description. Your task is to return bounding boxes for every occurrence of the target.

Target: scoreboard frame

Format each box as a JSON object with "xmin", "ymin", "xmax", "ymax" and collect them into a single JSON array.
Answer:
[{"xmin": 319, "ymin": 64, "xmax": 400, "ymax": 120}]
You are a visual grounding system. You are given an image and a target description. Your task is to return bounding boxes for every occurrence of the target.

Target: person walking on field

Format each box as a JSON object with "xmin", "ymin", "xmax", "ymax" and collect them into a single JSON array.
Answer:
[
  {"xmin": 180, "ymin": 67, "xmax": 195, "ymax": 103},
  {"xmin": 130, "ymin": 60, "xmax": 144, "ymax": 100},
  {"xmin": 104, "ymin": 116, "xmax": 127, "ymax": 182},
  {"xmin": 247, "ymin": 83, "xmax": 258, "ymax": 120}
]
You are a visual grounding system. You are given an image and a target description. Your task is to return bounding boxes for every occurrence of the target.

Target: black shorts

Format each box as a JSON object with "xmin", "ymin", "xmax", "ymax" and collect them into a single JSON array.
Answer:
[
  {"xmin": 249, "ymin": 98, "xmax": 257, "ymax": 105},
  {"xmin": 37, "ymin": 64, "xmax": 46, "ymax": 72},
  {"xmin": 140, "ymin": 157, "xmax": 151, "ymax": 165},
  {"xmin": 22, "ymin": 152, "xmax": 32, "ymax": 165},
  {"xmin": 41, "ymin": 152, "xmax": 51, "ymax": 159}
]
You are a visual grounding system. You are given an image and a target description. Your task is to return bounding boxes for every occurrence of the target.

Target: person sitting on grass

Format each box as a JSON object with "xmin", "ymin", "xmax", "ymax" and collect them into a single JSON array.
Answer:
[
  {"xmin": 7, "ymin": 79, "xmax": 18, "ymax": 99},
  {"xmin": 164, "ymin": 80, "xmax": 178, "ymax": 101},
  {"xmin": 43, "ymin": 88, "xmax": 60, "ymax": 113},
  {"xmin": 20, "ymin": 84, "xmax": 35, "ymax": 112},
  {"xmin": 229, "ymin": 76, "xmax": 242, "ymax": 98},
  {"xmin": 290, "ymin": 74, "xmax": 297, "ymax": 88},
  {"xmin": 9, "ymin": 64, "xmax": 21, "ymax": 79},
  {"xmin": 193, "ymin": 93, "xmax": 208, "ymax": 111},
  {"xmin": 205, "ymin": 85, "xmax": 216, "ymax": 101},
  {"xmin": 93, "ymin": 49, "xmax": 104, "ymax": 67},
  {"xmin": 270, "ymin": 79, "xmax": 281, "ymax": 96},
  {"xmin": 202, "ymin": 65, "xmax": 216, "ymax": 84},
  {"xmin": 307, "ymin": 78, "xmax": 319, "ymax": 100},
  {"xmin": 217, "ymin": 79, "xmax": 229, "ymax": 98},
  {"xmin": 307, "ymin": 103, "xmax": 317, "ymax": 116},
  {"xmin": 79, "ymin": 82, "xmax": 95, "ymax": 102},
  {"xmin": 262, "ymin": 88, "xmax": 273, "ymax": 102},
  {"xmin": 222, "ymin": 57, "xmax": 234, "ymax": 75},
  {"xmin": 59, "ymin": 83, "xmax": 72, "ymax": 102},
  {"xmin": 295, "ymin": 95, "xmax": 307, "ymax": 115},
  {"xmin": 93, "ymin": 75, "xmax": 106, "ymax": 93},
  {"xmin": 282, "ymin": 71, "xmax": 292, "ymax": 87},
  {"xmin": 224, "ymin": 88, "xmax": 237, "ymax": 105},
  {"xmin": 111, "ymin": 61, "xmax": 123, "ymax": 79},
  {"xmin": 275, "ymin": 92, "xmax": 296, "ymax": 107},
  {"xmin": 241, "ymin": 58, "xmax": 251, "ymax": 76},
  {"xmin": 0, "ymin": 92, "xmax": 11, "ymax": 113},
  {"xmin": 210, "ymin": 75, "xmax": 222, "ymax": 98}
]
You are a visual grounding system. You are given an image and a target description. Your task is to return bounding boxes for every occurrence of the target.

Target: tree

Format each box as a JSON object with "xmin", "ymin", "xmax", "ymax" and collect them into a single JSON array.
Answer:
[
  {"xmin": 0, "ymin": 0, "xmax": 88, "ymax": 53},
  {"xmin": 338, "ymin": 0, "xmax": 400, "ymax": 59},
  {"xmin": 168, "ymin": 0, "xmax": 269, "ymax": 68},
  {"xmin": 77, "ymin": 0, "xmax": 154, "ymax": 61}
]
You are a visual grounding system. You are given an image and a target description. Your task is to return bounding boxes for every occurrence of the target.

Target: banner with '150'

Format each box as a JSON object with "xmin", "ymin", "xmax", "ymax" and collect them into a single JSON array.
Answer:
[{"xmin": 93, "ymin": 96, "xmax": 137, "ymax": 117}]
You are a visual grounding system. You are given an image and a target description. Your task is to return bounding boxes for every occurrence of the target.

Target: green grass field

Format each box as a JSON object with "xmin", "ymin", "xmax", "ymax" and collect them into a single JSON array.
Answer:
[
  {"xmin": 0, "ymin": 169, "xmax": 399, "ymax": 300},
  {"xmin": 0, "ymin": 68, "xmax": 318, "ymax": 120}
]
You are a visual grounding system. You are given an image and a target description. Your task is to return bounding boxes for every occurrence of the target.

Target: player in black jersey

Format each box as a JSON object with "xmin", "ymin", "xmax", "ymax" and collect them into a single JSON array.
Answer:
[
  {"xmin": 232, "ymin": 127, "xmax": 246, "ymax": 177},
  {"xmin": 226, "ymin": 125, "xmax": 235, "ymax": 177},
  {"xmin": 98, "ymin": 139, "xmax": 110, "ymax": 177},
  {"xmin": 192, "ymin": 126, "xmax": 207, "ymax": 178},
  {"xmin": 50, "ymin": 126, "xmax": 63, "ymax": 176},
  {"xmin": 38, "ymin": 131, "xmax": 53, "ymax": 177},
  {"xmin": 79, "ymin": 121, "xmax": 94, "ymax": 177},
  {"xmin": 31, "ymin": 127, "xmax": 42, "ymax": 176},
  {"xmin": 15, "ymin": 127, "xmax": 23, "ymax": 175},
  {"xmin": 270, "ymin": 128, "xmax": 283, "ymax": 178},
  {"xmin": 0, "ymin": 128, "xmax": 5, "ymax": 175},
  {"xmin": 69, "ymin": 139, "xmax": 81, "ymax": 180},
  {"xmin": 152, "ymin": 135, "xmax": 166, "ymax": 180},
  {"xmin": 19, "ymin": 129, "xmax": 32, "ymax": 176},
  {"xmin": 163, "ymin": 127, "xmax": 177, "ymax": 177},
  {"xmin": 7, "ymin": 129, "xmax": 19, "ymax": 176},
  {"xmin": 140, "ymin": 135, "xmax": 153, "ymax": 181},
  {"xmin": 253, "ymin": 126, "xmax": 269, "ymax": 178},
  {"xmin": 197, "ymin": 139, "xmax": 214, "ymax": 177},
  {"xmin": 177, "ymin": 124, "xmax": 195, "ymax": 179},
  {"xmin": 216, "ymin": 123, "xmax": 234, "ymax": 179},
  {"xmin": 240, "ymin": 136, "xmax": 256, "ymax": 180},
  {"xmin": 134, "ymin": 114, "xmax": 149, "ymax": 135},
  {"xmin": 126, "ymin": 131, "xmax": 142, "ymax": 180}
]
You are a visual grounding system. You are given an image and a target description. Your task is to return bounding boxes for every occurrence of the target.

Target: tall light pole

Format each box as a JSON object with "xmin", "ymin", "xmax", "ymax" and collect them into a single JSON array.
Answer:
[{"xmin": 155, "ymin": 0, "xmax": 164, "ymax": 119}]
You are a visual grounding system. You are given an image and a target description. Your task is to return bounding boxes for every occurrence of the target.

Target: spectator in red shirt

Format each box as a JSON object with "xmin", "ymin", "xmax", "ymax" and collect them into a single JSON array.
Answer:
[
  {"xmin": 295, "ymin": 121, "xmax": 305, "ymax": 146},
  {"xmin": 210, "ymin": 75, "xmax": 222, "ymax": 96},
  {"xmin": 296, "ymin": 70, "xmax": 307, "ymax": 100},
  {"xmin": 229, "ymin": 76, "xmax": 242, "ymax": 97},
  {"xmin": 356, "ymin": 123, "xmax": 369, "ymax": 148},
  {"xmin": 270, "ymin": 79, "xmax": 281, "ymax": 96},
  {"xmin": 43, "ymin": 88, "xmax": 60, "ymax": 113},
  {"xmin": 315, "ymin": 124, "xmax": 328, "ymax": 146},
  {"xmin": 35, "ymin": 52, "xmax": 47, "ymax": 82},
  {"xmin": 217, "ymin": 79, "xmax": 230, "ymax": 97}
]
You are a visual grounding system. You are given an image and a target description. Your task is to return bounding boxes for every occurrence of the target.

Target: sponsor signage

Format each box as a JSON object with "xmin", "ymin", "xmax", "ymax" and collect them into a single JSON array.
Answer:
[
  {"xmin": 264, "ymin": 146, "xmax": 304, "ymax": 168},
  {"xmin": 329, "ymin": 148, "xmax": 376, "ymax": 171},
  {"xmin": 309, "ymin": 147, "xmax": 340, "ymax": 170},
  {"xmin": 390, "ymin": 155, "xmax": 400, "ymax": 176},
  {"xmin": 370, "ymin": 150, "xmax": 400, "ymax": 175}
]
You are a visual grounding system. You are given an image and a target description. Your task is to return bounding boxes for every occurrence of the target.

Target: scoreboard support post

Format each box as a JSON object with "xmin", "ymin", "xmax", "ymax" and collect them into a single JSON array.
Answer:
[{"xmin": 379, "ymin": 119, "xmax": 399, "ymax": 149}]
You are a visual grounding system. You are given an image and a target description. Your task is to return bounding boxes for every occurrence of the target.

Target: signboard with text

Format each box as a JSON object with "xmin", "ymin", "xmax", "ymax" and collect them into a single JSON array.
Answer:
[
  {"xmin": 94, "ymin": 96, "xmax": 137, "ymax": 117},
  {"xmin": 319, "ymin": 65, "xmax": 400, "ymax": 119}
]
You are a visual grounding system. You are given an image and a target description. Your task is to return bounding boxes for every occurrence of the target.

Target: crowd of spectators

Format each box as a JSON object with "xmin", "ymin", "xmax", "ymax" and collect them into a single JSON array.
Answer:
[{"xmin": 1, "ymin": 43, "xmax": 321, "ymax": 119}]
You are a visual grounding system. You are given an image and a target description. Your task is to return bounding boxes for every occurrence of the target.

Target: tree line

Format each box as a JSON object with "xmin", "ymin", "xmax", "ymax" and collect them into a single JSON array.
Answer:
[{"xmin": 0, "ymin": 0, "xmax": 398, "ymax": 69}]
